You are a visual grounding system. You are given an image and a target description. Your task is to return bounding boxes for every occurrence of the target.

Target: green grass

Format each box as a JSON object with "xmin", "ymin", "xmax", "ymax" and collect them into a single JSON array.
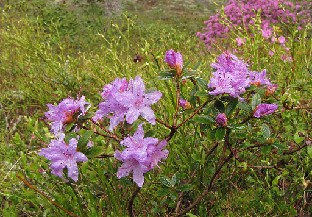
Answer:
[{"xmin": 1, "ymin": 0, "xmax": 311, "ymax": 216}]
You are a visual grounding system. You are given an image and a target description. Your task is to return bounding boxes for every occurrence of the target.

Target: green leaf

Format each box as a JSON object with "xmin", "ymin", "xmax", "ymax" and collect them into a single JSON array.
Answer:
[
  {"xmin": 214, "ymin": 100, "xmax": 225, "ymax": 112},
  {"xmin": 171, "ymin": 174, "xmax": 177, "ymax": 186},
  {"xmin": 156, "ymin": 188, "xmax": 170, "ymax": 197},
  {"xmin": 307, "ymin": 146, "xmax": 312, "ymax": 158},
  {"xmin": 195, "ymin": 77, "xmax": 208, "ymax": 88},
  {"xmin": 261, "ymin": 123, "xmax": 271, "ymax": 139},
  {"xmin": 238, "ymin": 101, "xmax": 252, "ymax": 112},
  {"xmin": 194, "ymin": 90, "xmax": 208, "ymax": 97},
  {"xmin": 160, "ymin": 176, "xmax": 172, "ymax": 188},
  {"xmin": 273, "ymin": 143, "xmax": 288, "ymax": 150},
  {"xmin": 225, "ymin": 98, "xmax": 238, "ymax": 116},
  {"xmin": 192, "ymin": 115, "xmax": 214, "ymax": 125},
  {"xmin": 186, "ymin": 213, "xmax": 198, "ymax": 217},
  {"xmin": 215, "ymin": 128, "xmax": 226, "ymax": 141},
  {"xmin": 294, "ymin": 133, "xmax": 305, "ymax": 144},
  {"xmin": 85, "ymin": 146, "xmax": 105, "ymax": 158},
  {"xmin": 64, "ymin": 132, "xmax": 77, "ymax": 143},
  {"xmin": 261, "ymin": 145, "xmax": 271, "ymax": 155},
  {"xmin": 78, "ymin": 130, "xmax": 93, "ymax": 149},
  {"xmin": 192, "ymin": 61, "xmax": 202, "ymax": 70},
  {"xmin": 177, "ymin": 184, "xmax": 193, "ymax": 192},
  {"xmin": 158, "ymin": 71, "xmax": 175, "ymax": 80},
  {"xmin": 251, "ymin": 93, "xmax": 261, "ymax": 110}
]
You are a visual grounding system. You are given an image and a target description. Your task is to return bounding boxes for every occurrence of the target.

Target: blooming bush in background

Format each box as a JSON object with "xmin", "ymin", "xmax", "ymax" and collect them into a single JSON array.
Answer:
[{"xmin": 197, "ymin": 0, "xmax": 312, "ymax": 47}]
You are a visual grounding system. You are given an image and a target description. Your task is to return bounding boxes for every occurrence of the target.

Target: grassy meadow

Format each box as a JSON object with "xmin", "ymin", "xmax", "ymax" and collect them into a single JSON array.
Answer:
[{"xmin": 0, "ymin": 0, "xmax": 311, "ymax": 216}]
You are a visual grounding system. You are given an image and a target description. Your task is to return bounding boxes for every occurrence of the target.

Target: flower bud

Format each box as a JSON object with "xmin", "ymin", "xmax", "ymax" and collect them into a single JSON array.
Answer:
[
  {"xmin": 164, "ymin": 49, "xmax": 183, "ymax": 76},
  {"xmin": 216, "ymin": 113, "xmax": 227, "ymax": 127},
  {"xmin": 253, "ymin": 103, "xmax": 278, "ymax": 118},
  {"xmin": 179, "ymin": 98, "xmax": 192, "ymax": 110},
  {"xmin": 265, "ymin": 84, "xmax": 278, "ymax": 96}
]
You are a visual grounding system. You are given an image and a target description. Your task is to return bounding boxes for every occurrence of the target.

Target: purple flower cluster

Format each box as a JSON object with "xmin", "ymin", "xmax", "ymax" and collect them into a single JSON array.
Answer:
[
  {"xmin": 197, "ymin": 0, "xmax": 311, "ymax": 47},
  {"xmin": 114, "ymin": 124, "xmax": 168, "ymax": 187},
  {"xmin": 39, "ymin": 136, "xmax": 88, "ymax": 182},
  {"xmin": 208, "ymin": 52, "xmax": 273, "ymax": 100},
  {"xmin": 253, "ymin": 103, "xmax": 278, "ymax": 118},
  {"xmin": 93, "ymin": 76, "xmax": 162, "ymax": 131},
  {"xmin": 45, "ymin": 96, "xmax": 90, "ymax": 135}
]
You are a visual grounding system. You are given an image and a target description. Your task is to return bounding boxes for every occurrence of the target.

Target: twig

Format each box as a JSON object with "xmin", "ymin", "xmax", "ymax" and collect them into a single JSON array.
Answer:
[
  {"xmin": 95, "ymin": 154, "xmax": 114, "ymax": 158},
  {"xmin": 283, "ymin": 143, "xmax": 308, "ymax": 155},
  {"xmin": 176, "ymin": 100, "xmax": 209, "ymax": 129},
  {"xmin": 237, "ymin": 165, "xmax": 276, "ymax": 169},
  {"xmin": 128, "ymin": 186, "xmax": 141, "ymax": 217},
  {"xmin": 172, "ymin": 152, "xmax": 233, "ymax": 217},
  {"xmin": 156, "ymin": 118, "xmax": 171, "ymax": 129},
  {"xmin": 239, "ymin": 114, "xmax": 253, "ymax": 125},
  {"xmin": 173, "ymin": 76, "xmax": 181, "ymax": 127},
  {"xmin": 86, "ymin": 119, "xmax": 121, "ymax": 142},
  {"xmin": 16, "ymin": 174, "xmax": 79, "ymax": 217}
]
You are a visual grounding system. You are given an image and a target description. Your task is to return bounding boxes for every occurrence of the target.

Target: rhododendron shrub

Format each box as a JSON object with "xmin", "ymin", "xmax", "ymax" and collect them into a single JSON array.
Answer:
[
  {"xmin": 197, "ymin": 0, "xmax": 311, "ymax": 47},
  {"xmin": 38, "ymin": 50, "xmax": 288, "ymax": 215}
]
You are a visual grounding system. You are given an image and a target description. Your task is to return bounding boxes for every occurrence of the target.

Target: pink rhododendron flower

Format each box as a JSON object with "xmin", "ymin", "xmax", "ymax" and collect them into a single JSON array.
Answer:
[
  {"xmin": 93, "ymin": 76, "xmax": 162, "ymax": 131},
  {"xmin": 249, "ymin": 70, "xmax": 272, "ymax": 86},
  {"xmin": 208, "ymin": 52, "xmax": 274, "ymax": 100},
  {"xmin": 39, "ymin": 137, "xmax": 88, "ymax": 182},
  {"xmin": 197, "ymin": 0, "xmax": 311, "ymax": 47},
  {"xmin": 278, "ymin": 36, "xmax": 286, "ymax": 44},
  {"xmin": 45, "ymin": 96, "xmax": 90, "ymax": 135},
  {"xmin": 208, "ymin": 52, "xmax": 251, "ymax": 100},
  {"xmin": 236, "ymin": 37, "xmax": 246, "ymax": 46},
  {"xmin": 253, "ymin": 103, "xmax": 278, "ymax": 118},
  {"xmin": 114, "ymin": 124, "xmax": 168, "ymax": 187}
]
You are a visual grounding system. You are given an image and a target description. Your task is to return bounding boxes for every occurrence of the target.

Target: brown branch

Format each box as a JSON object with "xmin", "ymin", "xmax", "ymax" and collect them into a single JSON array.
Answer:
[
  {"xmin": 205, "ymin": 143, "xmax": 219, "ymax": 160},
  {"xmin": 237, "ymin": 165, "xmax": 276, "ymax": 169},
  {"xmin": 85, "ymin": 119, "xmax": 121, "ymax": 142},
  {"xmin": 156, "ymin": 118, "xmax": 171, "ymax": 129},
  {"xmin": 95, "ymin": 154, "xmax": 114, "ymax": 158},
  {"xmin": 16, "ymin": 174, "xmax": 79, "ymax": 217},
  {"xmin": 239, "ymin": 114, "xmax": 253, "ymax": 125},
  {"xmin": 283, "ymin": 143, "xmax": 308, "ymax": 155},
  {"xmin": 172, "ymin": 152, "xmax": 233, "ymax": 217},
  {"xmin": 128, "ymin": 186, "xmax": 141, "ymax": 217},
  {"xmin": 176, "ymin": 100, "xmax": 209, "ymax": 129},
  {"xmin": 173, "ymin": 76, "xmax": 181, "ymax": 127}
]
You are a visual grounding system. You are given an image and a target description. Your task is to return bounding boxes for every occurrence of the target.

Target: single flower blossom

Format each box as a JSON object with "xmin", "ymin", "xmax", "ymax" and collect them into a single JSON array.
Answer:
[
  {"xmin": 236, "ymin": 37, "xmax": 246, "ymax": 46},
  {"xmin": 278, "ymin": 36, "xmax": 286, "ymax": 44},
  {"xmin": 93, "ymin": 78, "xmax": 129, "ymax": 130},
  {"xmin": 114, "ymin": 124, "xmax": 168, "ymax": 187},
  {"xmin": 93, "ymin": 77, "xmax": 162, "ymax": 131},
  {"xmin": 253, "ymin": 103, "xmax": 278, "ymax": 118},
  {"xmin": 216, "ymin": 113, "xmax": 228, "ymax": 127},
  {"xmin": 45, "ymin": 96, "xmax": 90, "ymax": 135},
  {"xmin": 249, "ymin": 70, "xmax": 272, "ymax": 86},
  {"xmin": 117, "ymin": 76, "xmax": 162, "ymax": 125},
  {"xmin": 39, "ymin": 137, "xmax": 88, "ymax": 182},
  {"xmin": 208, "ymin": 52, "xmax": 251, "ymax": 100}
]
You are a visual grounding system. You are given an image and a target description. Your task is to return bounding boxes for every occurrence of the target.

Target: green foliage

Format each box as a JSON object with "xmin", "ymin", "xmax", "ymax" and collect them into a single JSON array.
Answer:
[{"xmin": 1, "ymin": 0, "xmax": 311, "ymax": 216}]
